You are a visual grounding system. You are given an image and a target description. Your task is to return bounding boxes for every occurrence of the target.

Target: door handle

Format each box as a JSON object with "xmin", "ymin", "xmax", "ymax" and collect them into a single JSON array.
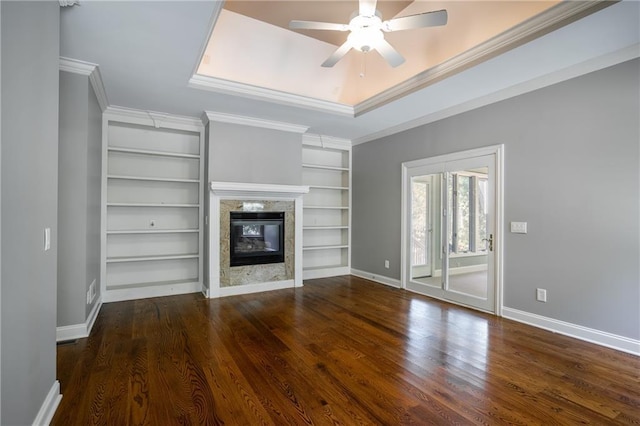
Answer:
[{"xmin": 482, "ymin": 234, "xmax": 493, "ymax": 251}]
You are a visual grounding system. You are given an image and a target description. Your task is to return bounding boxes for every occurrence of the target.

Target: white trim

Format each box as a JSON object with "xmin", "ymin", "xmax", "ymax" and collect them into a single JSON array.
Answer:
[
  {"xmin": 216, "ymin": 279, "xmax": 295, "ymax": 298},
  {"xmin": 303, "ymin": 266, "xmax": 351, "ymax": 280},
  {"xmin": 354, "ymin": 43, "xmax": 639, "ymax": 145},
  {"xmin": 400, "ymin": 145, "xmax": 504, "ymax": 314},
  {"xmin": 302, "ymin": 133, "xmax": 352, "ymax": 150},
  {"xmin": 103, "ymin": 281, "xmax": 202, "ymax": 303},
  {"xmin": 56, "ymin": 298, "xmax": 103, "ymax": 342},
  {"xmin": 351, "ymin": 269, "xmax": 401, "ymax": 289},
  {"xmin": 32, "ymin": 381, "xmax": 61, "ymax": 426},
  {"xmin": 201, "ymin": 285, "xmax": 210, "ymax": 298},
  {"xmin": 59, "ymin": 57, "xmax": 108, "ymax": 112},
  {"xmin": 189, "ymin": 74, "xmax": 354, "ymax": 117},
  {"xmin": 502, "ymin": 307, "xmax": 640, "ymax": 356},
  {"xmin": 210, "ymin": 181, "xmax": 310, "ymax": 198},
  {"xmin": 203, "ymin": 111, "xmax": 309, "ymax": 134},
  {"xmin": 104, "ymin": 106, "xmax": 203, "ymax": 131}
]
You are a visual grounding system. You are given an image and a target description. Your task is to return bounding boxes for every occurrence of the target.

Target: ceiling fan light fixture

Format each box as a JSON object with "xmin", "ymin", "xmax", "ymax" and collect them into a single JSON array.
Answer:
[{"xmin": 347, "ymin": 27, "xmax": 384, "ymax": 52}]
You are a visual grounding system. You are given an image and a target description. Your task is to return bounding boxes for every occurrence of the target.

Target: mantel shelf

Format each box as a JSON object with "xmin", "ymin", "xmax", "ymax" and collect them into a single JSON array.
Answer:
[{"xmin": 107, "ymin": 202, "xmax": 199, "ymax": 208}]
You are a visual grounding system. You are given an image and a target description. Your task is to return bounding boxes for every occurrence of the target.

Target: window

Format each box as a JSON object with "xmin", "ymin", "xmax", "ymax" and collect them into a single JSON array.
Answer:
[{"xmin": 449, "ymin": 171, "xmax": 488, "ymax": 255}]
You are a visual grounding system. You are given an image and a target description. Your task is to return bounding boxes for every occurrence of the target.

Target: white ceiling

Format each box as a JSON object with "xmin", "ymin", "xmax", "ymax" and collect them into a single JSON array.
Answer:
[{"xmin": 60, "ymin": 1, "xmax": 640, "ymax": 143}]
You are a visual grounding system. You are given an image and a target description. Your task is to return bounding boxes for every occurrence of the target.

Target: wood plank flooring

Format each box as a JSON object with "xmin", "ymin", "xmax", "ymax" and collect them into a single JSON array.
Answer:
[{"xmin": 53, "ymin": 276, "xmax": 640, "ymax": 425}]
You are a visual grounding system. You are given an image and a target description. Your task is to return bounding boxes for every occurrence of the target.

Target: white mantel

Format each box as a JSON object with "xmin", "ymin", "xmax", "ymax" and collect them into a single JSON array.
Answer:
[{"xmin": 208, "ymin": 181, "xmax": 309, "ymax": 298}]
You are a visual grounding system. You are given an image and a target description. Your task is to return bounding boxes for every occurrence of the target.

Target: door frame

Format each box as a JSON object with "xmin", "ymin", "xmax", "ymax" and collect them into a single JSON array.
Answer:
[{"xmin": 400, "ymin": 145, "xmax": 504, "ymax": 315}]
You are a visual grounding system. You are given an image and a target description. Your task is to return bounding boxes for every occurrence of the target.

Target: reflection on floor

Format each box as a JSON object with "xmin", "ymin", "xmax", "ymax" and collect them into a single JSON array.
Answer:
[{"xmin": 414, "ymin": 270, "xmax": 487, "ymax": 299}]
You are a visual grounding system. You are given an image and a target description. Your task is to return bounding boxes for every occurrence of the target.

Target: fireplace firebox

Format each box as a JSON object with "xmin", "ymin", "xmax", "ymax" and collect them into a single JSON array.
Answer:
[{"xmin": 230, "ymin": 211, "xmax": 285, "ymax": 267}]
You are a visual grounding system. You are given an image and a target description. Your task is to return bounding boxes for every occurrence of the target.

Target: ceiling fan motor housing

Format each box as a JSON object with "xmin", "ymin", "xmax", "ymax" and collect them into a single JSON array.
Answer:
[{"xmin": 348, "ymin": 13, "xmax": 384, "ymax": 52}]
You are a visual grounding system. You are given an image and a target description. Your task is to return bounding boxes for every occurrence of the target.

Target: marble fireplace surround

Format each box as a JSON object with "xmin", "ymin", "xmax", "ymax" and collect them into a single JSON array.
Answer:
[{"xmin": 208, "ymin": 181, "xmax": 309, "ymax": 298}]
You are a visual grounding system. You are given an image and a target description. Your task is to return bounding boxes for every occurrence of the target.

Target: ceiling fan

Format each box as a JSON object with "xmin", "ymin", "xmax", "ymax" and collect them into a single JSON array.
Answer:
[{"xmin": 289, "ymin": 0, "xmax": 447, "ymax": 68}]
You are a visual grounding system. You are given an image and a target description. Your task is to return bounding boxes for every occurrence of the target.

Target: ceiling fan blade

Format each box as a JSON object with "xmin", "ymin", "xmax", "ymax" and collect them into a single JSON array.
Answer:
[
  {"xmin": 375, "ymin": 39, "xmax": 405, "ymax": 67},
  {"xmin": 359, "ymin": 0, "xmax": 377, "ymax": 17},
  {"xmin": 289, "ymin": 20, "xmax": 349, "ymax": 31},
  {"xmin": 321, "ymin": 41, "xmax": 352, "ymax": 67},
  {"xmin": 383, "ymin": 9, "xmax": 448, "ymax": 32}
]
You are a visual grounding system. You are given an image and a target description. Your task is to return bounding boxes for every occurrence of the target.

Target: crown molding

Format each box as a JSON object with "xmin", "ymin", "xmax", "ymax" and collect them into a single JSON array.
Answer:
[
  {"xmin": 203, "ymin": 111, "xmax": 309, "ymax": 134},
  {"xmin": 353, "ymin": 0, "xmax": 613, "ymax": 117},
  {"xmin": 105, "ymin": 106, "xmax": 204, "ymax": 131},
  {"xmin": 189, "ymin": 74, "xmax": 354, "ymax": 117},
  {"xmin": 59, "ymin": 57, "xmax": 109, "ymax": 112},
  {"xmin": 302, "ymin": 133, "xmax": 352, "ymax": 150},
  {"xmin": 353, "ymin": 43, "xmax": 640, "ymax": 145}
]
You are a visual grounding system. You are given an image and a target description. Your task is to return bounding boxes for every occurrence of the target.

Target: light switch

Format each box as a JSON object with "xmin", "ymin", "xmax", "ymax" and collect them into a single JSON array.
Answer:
[
  {"xmin": 510, "ymin": 222, "xmax": 527, "ymax": 234},
  {"xmin": 44, "ymin": 228, "xmax": 51, "ymax": 251}
]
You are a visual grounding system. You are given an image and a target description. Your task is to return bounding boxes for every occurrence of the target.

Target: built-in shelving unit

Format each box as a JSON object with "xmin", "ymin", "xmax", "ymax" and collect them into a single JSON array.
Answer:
[
  {"xmin": 101, "ymin": 108, "xmax": 204, "ymax": 302},
  {"xmin": 302, "ymin": 135, "xmax": 352, "ymax": 279}
]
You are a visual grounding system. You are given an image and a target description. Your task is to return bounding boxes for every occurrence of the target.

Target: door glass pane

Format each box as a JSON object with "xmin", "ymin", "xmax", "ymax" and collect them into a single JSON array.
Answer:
[
  {"xmin": 410, "ymin": 177, "xmax": 432, "ymax": 281},
  {"xmin": 447, "ymin": 167, "xmax": 489, "ymax": 300}
]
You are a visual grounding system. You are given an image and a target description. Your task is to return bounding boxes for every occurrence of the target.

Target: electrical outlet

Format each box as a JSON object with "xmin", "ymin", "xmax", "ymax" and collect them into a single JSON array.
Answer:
[
  {"xmin": 87, "ymin": 279, "xmax": 97, "ymax": 304},
  {"xmin": 384, "ymin": 260, "xmax": 390, "ymax": 269},
  {"xmin": 536, "ymin": 288, "xmax": 547, "ymax": 302}
]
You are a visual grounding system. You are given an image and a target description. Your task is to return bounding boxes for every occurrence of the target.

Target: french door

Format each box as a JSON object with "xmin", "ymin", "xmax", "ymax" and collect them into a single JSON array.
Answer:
[{"xmin": 402, "ymin": 146, "xmax": 502, "ymax": 313}]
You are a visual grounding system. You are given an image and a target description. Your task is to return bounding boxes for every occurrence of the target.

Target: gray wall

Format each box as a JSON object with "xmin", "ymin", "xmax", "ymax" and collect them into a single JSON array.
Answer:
[
  {"xmin": 352, "ymin": 59, "xmax": 639, "ymax": 340},
  {"xmin": 1, "ymin": 2, "xmax": 60, "ymax": 424},
  {"xmin": 58, "ymin": 71, "xmax": 102, "ymax": 327},
  {"xmin": 208, "ymin": 122, "xmax": 302, "ymax": 186}
]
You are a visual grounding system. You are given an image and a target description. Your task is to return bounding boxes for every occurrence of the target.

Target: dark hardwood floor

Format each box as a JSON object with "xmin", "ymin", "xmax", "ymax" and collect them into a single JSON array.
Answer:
[{"xmin": 53, "ymin": 276, "xmax": 640, "ymax": 425}]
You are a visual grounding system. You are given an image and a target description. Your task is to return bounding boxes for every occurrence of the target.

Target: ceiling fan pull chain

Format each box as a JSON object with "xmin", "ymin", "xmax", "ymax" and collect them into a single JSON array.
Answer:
[{"xmin": 360, "ymin": 53, "xmax": 367, "ymax": 78}]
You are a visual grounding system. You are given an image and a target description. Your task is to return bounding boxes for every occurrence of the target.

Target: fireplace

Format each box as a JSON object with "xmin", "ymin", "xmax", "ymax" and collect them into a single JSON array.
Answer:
[{"xmin": 230, "ymin": 211, "xmax": 285, "ymax": 267}]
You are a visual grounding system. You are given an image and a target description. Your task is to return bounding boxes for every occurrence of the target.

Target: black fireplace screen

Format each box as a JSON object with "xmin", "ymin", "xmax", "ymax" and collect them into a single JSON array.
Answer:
[{"xmin": 230, "ymin": 211, "xmax": 285, "ymax": 267}]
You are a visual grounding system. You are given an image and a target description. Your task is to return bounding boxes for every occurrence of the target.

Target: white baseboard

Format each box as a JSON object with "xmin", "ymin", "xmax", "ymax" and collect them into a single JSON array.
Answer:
[
  {"xmin": 56, "ymin": 298, "xmax": 103, "ymax": 342},
  {"xmin": 32, "ymin": 380, "xmax": 62, "ymax": 426},
  {"xmin": 212, "ymin": 279, "xmax": 296, "ymax": 298},
  {"xmin": 351, "ymin": 268, "xmax": 401, "ymax": 288},
  {"xmin": 502, "ymin": 307, "xmax": 640, "ymax": 356}
]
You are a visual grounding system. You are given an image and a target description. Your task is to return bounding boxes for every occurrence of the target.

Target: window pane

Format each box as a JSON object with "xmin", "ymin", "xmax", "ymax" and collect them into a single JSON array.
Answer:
[
  {"xmin": 411, "ymin": 180, "xmax": 428, "ymax": 265},
  {"xmin": 477, "ymin": 178, "xmax": 488, "ymax": 251},
  {"xmin": 456, "ymin": 175, "xmax": 471, "ymax": 253}
]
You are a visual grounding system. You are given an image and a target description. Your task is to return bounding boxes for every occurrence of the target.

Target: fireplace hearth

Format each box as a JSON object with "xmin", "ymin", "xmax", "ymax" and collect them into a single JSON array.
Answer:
[{"xmin": 230, "ymin": 211, "xmax": 284, "ymax": 267}]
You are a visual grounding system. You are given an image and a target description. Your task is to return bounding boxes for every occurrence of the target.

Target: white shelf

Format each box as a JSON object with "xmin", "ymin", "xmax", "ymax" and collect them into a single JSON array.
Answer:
[
  {"xmin": 107, "ymin": 229, "xmax": 199, "ymax": 235},
  {"xmin": 107, "ymin": 202, "xmax": 199, "ymax": 208},
  {"xmin": 309, "ymin": 185, "xmax": 349, "ymax": 191},
  {"xmin": 103, "ymin": 117, "xmax": 204, "ymax": 302},
  {"xmin": 303, "ymin": 225, "xmax": 348, "ymax": 230},
  {"xmin": 302, "ymin": 163, "xmax": 349, "ymax": 172},
  {"xmin": 106, "ymin": 253, "xmax": 199, "ymax": 263},
  {"xmin": 108, "ymin": 146, "xmax": 200, "ymax": 159},
  {"xmin": 303, "ymin": 244, "xmax": 349, "ymax": 251},
  {"xmin": 301, "ymin": 142, "xmax": 351, "ymax": 279},
  {"xmin": 107, "ymin": 174, "xmax": 199, "ymax": 184},
  {"xmin": 304, "ymin": 206, "xmax": 348, "ymax": 210}
]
